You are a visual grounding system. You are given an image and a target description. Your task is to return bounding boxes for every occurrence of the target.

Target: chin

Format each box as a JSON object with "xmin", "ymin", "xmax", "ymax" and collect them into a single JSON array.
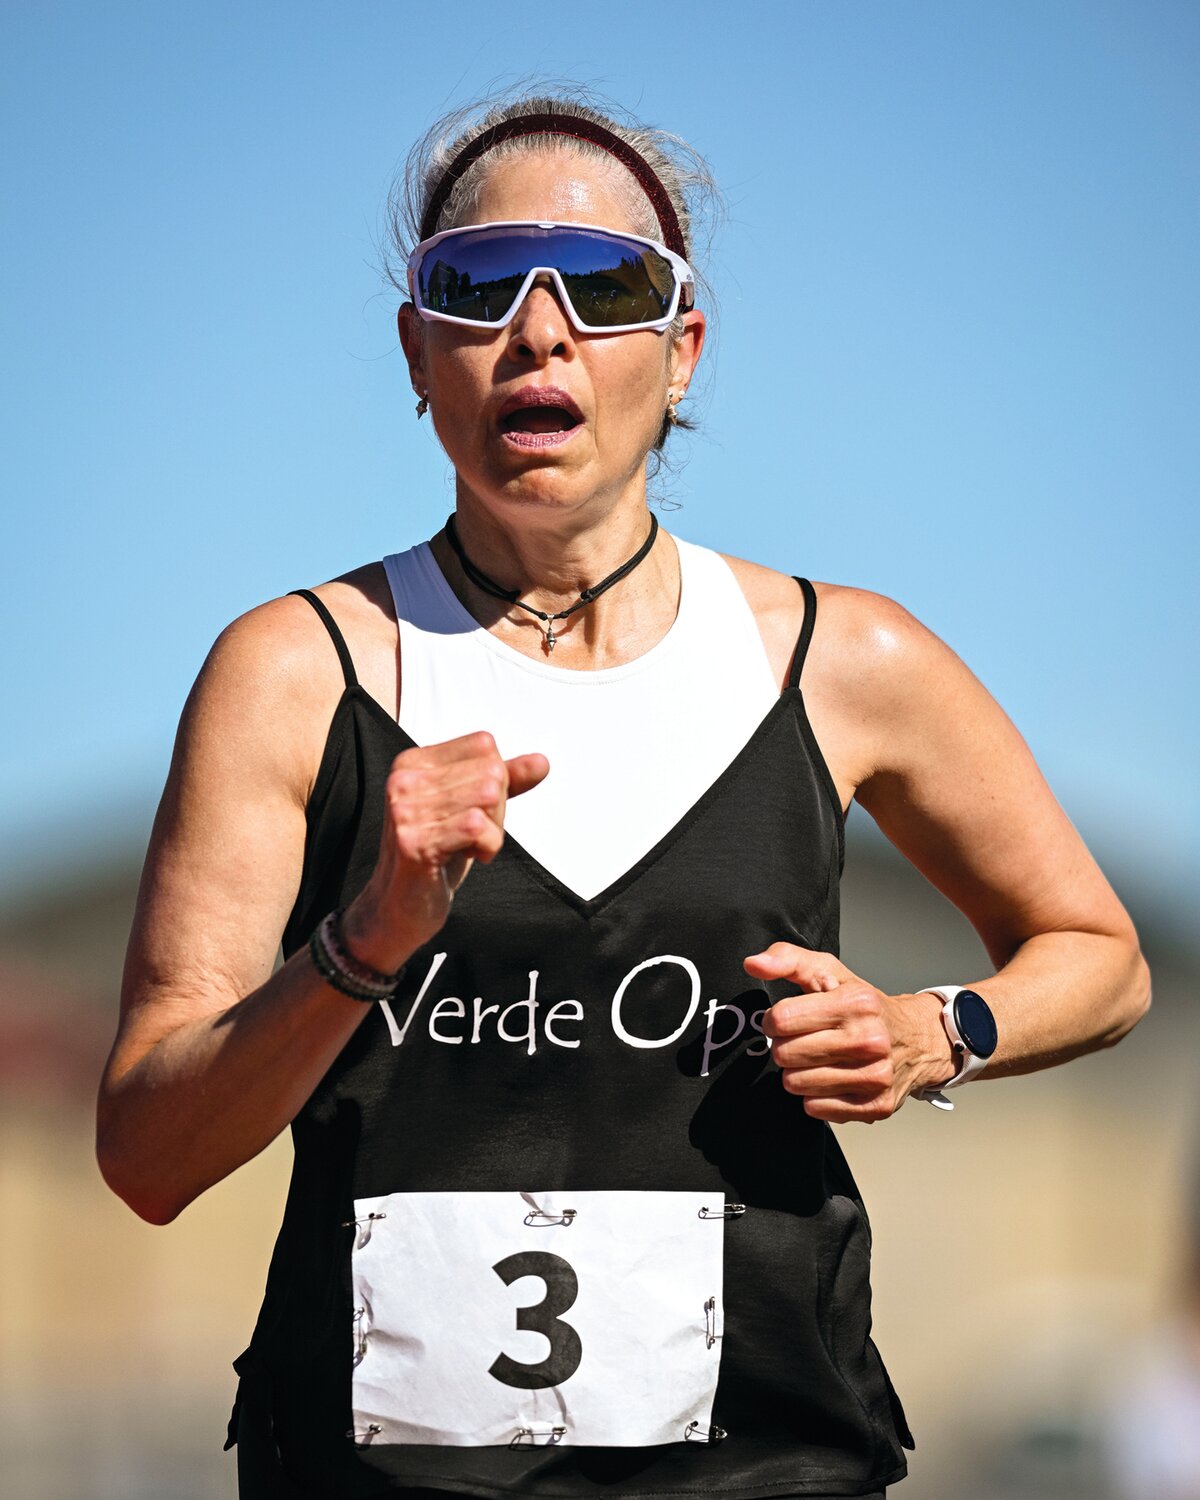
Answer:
[
  {"xmin": 457, "ymin": 445, "xmax": 646, "ymax": 518},
  {"xmin": 489, "ymin": 460, "xmax": 598, "ymax": 509}
]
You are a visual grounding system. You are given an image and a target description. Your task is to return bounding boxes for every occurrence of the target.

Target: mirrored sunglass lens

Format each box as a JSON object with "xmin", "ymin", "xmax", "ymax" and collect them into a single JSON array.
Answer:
[
  {"xmin": 417, "ymin": 228, "xmax": 675, "ymax": 327},
  {"xmin": 416, "ymin": 229, "xmax": 537, "ymax": 322},
  {"xmin": 555, "ymin": 230, "xmax": 675, "ymax": 327}
]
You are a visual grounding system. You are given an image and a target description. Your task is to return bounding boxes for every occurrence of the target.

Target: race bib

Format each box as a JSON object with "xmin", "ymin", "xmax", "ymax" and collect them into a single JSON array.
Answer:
[{"xmin": 348, "ymin": 1189, "xmax": 727, "ymax": 1447}]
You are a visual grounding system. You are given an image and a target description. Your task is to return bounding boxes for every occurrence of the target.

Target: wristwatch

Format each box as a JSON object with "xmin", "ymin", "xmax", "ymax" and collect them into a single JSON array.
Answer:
[{"xmin": 913, "ymin": 985, "xmax": 998, "ymax": 1111}]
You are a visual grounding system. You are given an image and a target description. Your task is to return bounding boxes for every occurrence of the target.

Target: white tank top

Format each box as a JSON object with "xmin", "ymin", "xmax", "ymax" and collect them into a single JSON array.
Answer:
[{"xmin": 382, "ymin": 534, "xmax": 780, "ymax": 902}]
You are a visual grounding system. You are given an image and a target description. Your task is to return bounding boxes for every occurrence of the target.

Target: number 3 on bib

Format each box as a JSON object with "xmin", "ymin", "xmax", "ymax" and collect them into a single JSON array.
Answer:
[
  {"xmin": 349, "ymin": 1189, "xmax": 727, "ymax": 1446},
  {"xmin": 489, "ymin": 1251, "xmax": 584, "ymax": 1389}
]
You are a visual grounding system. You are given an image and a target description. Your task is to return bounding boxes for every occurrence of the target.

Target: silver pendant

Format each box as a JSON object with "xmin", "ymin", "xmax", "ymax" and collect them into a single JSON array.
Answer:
[{"xmin": 544, "ymin": 622, "xmax": 557, "ymax": 652}]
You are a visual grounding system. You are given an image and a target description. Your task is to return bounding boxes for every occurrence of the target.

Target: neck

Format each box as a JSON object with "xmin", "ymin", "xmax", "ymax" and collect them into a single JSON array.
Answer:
[{"xmin": 431, "ymin": 497, "xmax": 681, "ymax": 667}]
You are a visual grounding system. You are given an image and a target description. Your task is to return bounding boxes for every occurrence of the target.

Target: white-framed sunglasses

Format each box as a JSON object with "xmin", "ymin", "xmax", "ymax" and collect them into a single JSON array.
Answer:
[{"xmin": 407, "ymin": 220, "xmax": 696, "ymax": 335}]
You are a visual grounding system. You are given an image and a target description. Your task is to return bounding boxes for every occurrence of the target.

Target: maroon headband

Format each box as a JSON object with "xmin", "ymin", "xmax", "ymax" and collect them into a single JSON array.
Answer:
[{"xmin": 419, "ymin": 111, "xmax": 687, "ymax": 258}]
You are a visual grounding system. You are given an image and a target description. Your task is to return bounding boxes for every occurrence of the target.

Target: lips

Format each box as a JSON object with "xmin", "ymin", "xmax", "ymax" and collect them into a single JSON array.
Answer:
[{"xmin": 498, "ymin": 387, "xmax": 584, "ymax": 441}]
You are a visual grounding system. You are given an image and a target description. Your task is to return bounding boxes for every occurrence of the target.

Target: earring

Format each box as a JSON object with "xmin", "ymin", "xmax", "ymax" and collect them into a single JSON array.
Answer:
[
  {"xmin": 415, "ymin": 394, "xmax": 429, "ymax": 419},
  {"xmin": 666, "ymin": 392, "xmax": 680, "ymax": 426}
]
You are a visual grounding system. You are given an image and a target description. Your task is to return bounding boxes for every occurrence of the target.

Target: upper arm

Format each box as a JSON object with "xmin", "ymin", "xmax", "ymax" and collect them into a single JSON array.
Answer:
[
  {"xmin": 814, "ymin": 589, "xmax": 1135, "ymax": 965},
  {"xmin": 104, "ymin": 596, "xmax": 342, "ymax": 1085}
]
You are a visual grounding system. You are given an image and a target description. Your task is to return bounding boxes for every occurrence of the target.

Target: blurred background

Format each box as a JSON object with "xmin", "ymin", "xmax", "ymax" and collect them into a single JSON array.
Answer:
[{"xmin": 2, "ymin": 2, "xmax": 1197, "ymax": 1497}]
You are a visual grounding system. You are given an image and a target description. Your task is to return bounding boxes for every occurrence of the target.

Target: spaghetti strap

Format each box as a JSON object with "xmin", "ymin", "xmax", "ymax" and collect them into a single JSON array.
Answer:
[
  {"xmin": 289, "ymin": 589, "xmax": 359, "ymax": 689},
  {"xmin": 786, "ymin": 578, "xmax": 817, "ymax": 690}
]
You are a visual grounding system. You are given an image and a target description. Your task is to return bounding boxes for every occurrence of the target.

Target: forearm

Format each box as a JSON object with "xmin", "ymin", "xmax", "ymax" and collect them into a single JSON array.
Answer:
[
  {"xmin": 963, "ymin": 927, "xmax": 1151, "ymax": 1080},
  {"xmin": 97, "ymin": 944, "xmax": 375, "ymax": 1224},
  {"xmin": 755, "ymin": 924, "xmax": 1150, "ymax": 1125},
  {"xmin": 891, "ymin": 926, "xmax": 1151, "ymax": 1101}
]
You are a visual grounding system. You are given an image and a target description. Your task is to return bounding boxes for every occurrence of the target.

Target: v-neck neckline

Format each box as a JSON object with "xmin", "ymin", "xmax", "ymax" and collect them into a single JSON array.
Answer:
[{"xmin": 345, "ymin": 685, "xmax": 807, "ymax": 918}]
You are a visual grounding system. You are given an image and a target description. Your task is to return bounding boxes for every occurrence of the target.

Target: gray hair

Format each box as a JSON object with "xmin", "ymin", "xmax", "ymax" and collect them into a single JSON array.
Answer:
[{"xmin": 383, "ymin": 84, "xmax": 722, "ymax": 460}]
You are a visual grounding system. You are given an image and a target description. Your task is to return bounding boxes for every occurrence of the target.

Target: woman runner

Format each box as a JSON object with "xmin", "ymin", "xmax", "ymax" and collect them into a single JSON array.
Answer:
[{"xmin": 97, "ymin": 90, "xmax": 1150, "ymax": 1499}]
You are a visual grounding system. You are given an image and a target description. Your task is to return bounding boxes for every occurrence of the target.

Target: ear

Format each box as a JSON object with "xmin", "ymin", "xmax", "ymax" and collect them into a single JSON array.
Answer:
[
  {"xmin": 667, "ymin": 309, "xmax": 706, "ymax": 400},
  {"xmin": 398, "ymin": 302, "xmax": 426, "ymax": 394}
]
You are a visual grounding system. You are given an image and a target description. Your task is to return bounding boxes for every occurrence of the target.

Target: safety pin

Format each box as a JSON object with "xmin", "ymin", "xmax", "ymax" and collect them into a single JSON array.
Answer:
[
  {"xmin": 351, "ymin": 1306, "xmax": 368, "ymax": 1366},
  {"xmin": 698, "ymin": 1204, "xmax": 746, "ymax": 1219},
  {"xmin": 684, "ymin": 1420, "xmax": 728, "ymax": 1443},
  {"xmin": 346, "ymin": 1422, "xmax": 382, "ymax": 1445},
  {"xmin": 523, "ymin": 1208, "xmax": 577, "ymax": 1227},
  {"xmin": 704, "ymin": 1296, "xmax": 720, "ymax": 1349},
  {"xmin": 510, "ymin": 1425, "xmax": 567, "ymax": 1447},
  {"xmin": 340, "ymin": 1210, "xmax": 387, "ymax": 1247}
]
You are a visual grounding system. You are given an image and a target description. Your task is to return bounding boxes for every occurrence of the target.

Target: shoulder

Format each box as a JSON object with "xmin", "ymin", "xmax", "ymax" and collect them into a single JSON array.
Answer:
[
  {"xmin": 208, "ymin": 562, "xmax": 395, "ymax": 691},
  {"xmin": 717, "ymin": 549, "xmax": 946, "ymax": 699},
  {"xmin": 805, "ymin": 583, "xmax": 957, "ymax": 708},
  {"xmin": 187, "ymin": 562, "xmax": 397, "ymax": 801}
]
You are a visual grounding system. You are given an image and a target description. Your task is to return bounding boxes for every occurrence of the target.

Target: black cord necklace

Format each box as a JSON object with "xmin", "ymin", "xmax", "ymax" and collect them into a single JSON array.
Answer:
[{"xmin": 444, "ymin": 512, "xmax": 660, "ymax": 653}]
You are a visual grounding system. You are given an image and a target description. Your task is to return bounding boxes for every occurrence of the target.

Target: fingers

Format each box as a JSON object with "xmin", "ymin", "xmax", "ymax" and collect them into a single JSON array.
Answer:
[
  {"xmin": 400, "ymin": 730, "xmax": 507, "ymax": 770},
  {"xmin": 779, "ymin": 1037, "xmax": 900, "ymax": 1122},
  {"xmin": 767, "ymin": 992, "xmax": 892, "ymax": 1085},
  {"xmin": 412, "ymin": 805, "xmax": 505, "ymax": 865},
  {"xmin": 388, "ymin": 739, "xmax": 548, "ymax": 816},
  {"xmin": 396, "ymin": 732, "xmax": 548, "ymax": 795},
  {"xmin": 506, "ymin": 752, "xmax": 551, "ymax": 798},
  {"xmin": 382, "ymin": 734, "xmax": 549, "ymax": 876},
  {"xmin": 764, "ymin": 985, "xmax": 890, "ymax": 1046},
  {"xmin": 745, "ymin": 944, "xmax": 902, "ymax": 1123},
  {"xmin": 743, "ymin": 942, "xmax": 856, "ymax": 992},
  {"xmin": 354, "ymin": 733, "xmax": 535, "ymax": 963},
  {"xmin": 388, "ymin": 761, "xmax": 509, "ymax": 827},
  {"xmin": 800, "ymin": 1093, "xmax": 898, "ymax": 1124}
]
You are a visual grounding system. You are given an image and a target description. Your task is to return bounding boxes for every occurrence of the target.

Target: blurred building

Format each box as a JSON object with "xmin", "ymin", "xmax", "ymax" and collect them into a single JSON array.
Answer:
[{"xmin": 0, "ymin": 822, "xmax": 1193, "ymax": 1500}]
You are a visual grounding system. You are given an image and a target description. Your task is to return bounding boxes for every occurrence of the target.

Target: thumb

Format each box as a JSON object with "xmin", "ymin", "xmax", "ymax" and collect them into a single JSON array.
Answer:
[
  {"xmin": 743, "ymin": 943, "xmax": 857, "ymax": 993},
  {"xmin": 505, "ymin": 752, "xmax": 551, "ymax": 798}
]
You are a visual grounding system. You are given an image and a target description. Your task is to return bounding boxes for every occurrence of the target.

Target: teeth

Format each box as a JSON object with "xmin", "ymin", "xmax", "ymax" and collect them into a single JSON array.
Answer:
[{"xmin": 504, "ymin": 408, "xmax": 575, "ymax": 434}]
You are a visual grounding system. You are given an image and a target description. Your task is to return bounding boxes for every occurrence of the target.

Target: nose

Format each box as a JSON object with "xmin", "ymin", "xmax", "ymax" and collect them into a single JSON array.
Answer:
[{"xmin": 504, "ymin": 274, "xmax": 576, "ymax": 365}]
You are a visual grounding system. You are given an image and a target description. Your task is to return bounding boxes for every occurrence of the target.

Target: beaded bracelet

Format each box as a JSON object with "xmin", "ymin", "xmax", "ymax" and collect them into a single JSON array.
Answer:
[{"xmin": 309, "ymin": 909, "xmax": 406, "ymax": 1003}]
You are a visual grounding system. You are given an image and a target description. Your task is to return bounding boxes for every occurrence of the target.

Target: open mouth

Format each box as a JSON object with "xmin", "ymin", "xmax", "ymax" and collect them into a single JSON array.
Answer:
[
  {"xmin": 498, "ymin": 388, "xmax": 584, "ymax": 447},
  {"xmin": 500, "ymin": 407, "xmax": 580, "ymax": 435}
]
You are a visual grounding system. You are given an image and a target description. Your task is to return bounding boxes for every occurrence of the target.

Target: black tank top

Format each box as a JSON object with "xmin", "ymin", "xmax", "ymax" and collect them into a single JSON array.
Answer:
[{"xmin": 229, "ymin": 578, "xmax": 912, "ymax": 1499}]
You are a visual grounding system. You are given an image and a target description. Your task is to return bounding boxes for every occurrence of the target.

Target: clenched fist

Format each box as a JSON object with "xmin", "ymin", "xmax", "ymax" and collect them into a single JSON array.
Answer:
[
  {"xmin": 744, "ymin": 943, "xmax": 954, "ymax": 1123},
  {"xmin": 343, "ymin": 732, "xmax": 549, "ymax": 972}
]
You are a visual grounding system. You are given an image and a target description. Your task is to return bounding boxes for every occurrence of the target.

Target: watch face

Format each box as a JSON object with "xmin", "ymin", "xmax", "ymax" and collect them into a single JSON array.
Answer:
[{"xmin": 953, "ymin": 989, "xmax": 998, "ymax": 1059}]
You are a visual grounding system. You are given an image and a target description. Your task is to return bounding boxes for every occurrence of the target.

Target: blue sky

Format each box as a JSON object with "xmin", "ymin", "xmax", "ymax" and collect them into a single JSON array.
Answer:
[{"xmin": 2, "ymin": 0, "xmax": 1196, "ymax": 915}]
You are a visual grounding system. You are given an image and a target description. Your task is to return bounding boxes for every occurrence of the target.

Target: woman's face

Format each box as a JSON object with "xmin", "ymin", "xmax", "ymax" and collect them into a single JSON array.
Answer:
[{"xmin": 399, "ymin": 149, "xmax": 705, "ymax": 523}]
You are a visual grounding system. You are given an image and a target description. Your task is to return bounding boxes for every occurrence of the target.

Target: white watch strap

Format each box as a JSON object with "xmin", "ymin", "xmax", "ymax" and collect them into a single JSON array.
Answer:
[{"xmin": 913, "ymin": 985, "xmax": 989, "ymax": 1111}]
